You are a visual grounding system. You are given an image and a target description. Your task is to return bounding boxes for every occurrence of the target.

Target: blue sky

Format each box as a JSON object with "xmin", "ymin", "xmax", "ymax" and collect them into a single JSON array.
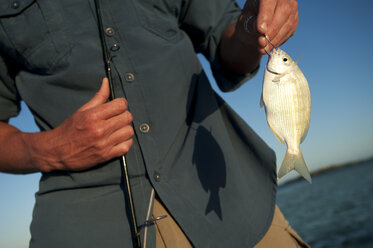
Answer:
[{"xmin": 1, "ymin": 0, "xmax": 373, "ymax": 247}]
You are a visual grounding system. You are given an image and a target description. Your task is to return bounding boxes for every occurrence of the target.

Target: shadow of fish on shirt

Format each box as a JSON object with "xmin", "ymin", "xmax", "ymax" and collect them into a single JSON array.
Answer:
[{"xmin": 192, "ymin": 126, "xmax": 226, "ymax": 220}]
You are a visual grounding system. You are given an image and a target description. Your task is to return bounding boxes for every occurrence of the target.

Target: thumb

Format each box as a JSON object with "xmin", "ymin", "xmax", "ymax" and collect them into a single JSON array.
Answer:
[{"xmin": 79, "ymin": 78, "xmax": 110, "ymax": 111}]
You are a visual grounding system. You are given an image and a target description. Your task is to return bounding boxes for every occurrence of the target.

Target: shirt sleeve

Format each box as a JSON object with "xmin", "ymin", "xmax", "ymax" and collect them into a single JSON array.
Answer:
[
  {"xmin": 0, "ymin": 53, "xmax": 21, "ymax": 121},
  {"xmin": 179, "ymin": 0, "xmax": 258, "ymax": 92}
]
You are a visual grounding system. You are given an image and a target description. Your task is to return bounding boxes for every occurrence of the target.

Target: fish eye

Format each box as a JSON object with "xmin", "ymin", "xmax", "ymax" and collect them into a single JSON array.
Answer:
[{"xmin": 283, "ymin": 57, "xmax": 288, "ymax": 62}]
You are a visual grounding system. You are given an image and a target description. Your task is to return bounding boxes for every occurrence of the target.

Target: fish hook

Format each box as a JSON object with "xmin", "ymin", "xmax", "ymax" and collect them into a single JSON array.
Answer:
[{"xmin": 264, "ymin": 35, "xmax": 276, "ymax": 55}]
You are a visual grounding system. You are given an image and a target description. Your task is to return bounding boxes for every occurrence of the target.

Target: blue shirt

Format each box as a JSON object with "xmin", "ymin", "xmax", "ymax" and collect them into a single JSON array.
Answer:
[{"xmin": 0, "ymin": 0, "xmax": 277, "ymax": 247}]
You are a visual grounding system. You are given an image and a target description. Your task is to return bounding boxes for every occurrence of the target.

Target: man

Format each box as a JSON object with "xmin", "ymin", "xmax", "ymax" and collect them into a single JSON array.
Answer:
[{"xmin": 0, "ymin": 0, "xmax": 308, "ymax": 247}]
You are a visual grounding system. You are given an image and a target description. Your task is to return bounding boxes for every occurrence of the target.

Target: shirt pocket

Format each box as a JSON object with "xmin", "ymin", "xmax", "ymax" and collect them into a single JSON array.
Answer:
[
  {"xmin": 133, "ymin": 0, "xmax": 180, "ymax": 41},
  {"xmin": 0, "ymin": 0, "xmax": 72, "ymax": 73}
]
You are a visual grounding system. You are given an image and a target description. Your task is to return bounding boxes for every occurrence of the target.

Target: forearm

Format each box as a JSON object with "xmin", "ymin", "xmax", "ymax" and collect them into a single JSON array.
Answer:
[
  {"xmin": 0, "ymin": 121, "xmax": 44, "ymax": 174},
  {"xmin": 219, "ymin": 22, "xmax": 262, "ymax": 75},
  {"xmin": 0, "ymin": 79, "xmax": 134, "ymax": 174}
]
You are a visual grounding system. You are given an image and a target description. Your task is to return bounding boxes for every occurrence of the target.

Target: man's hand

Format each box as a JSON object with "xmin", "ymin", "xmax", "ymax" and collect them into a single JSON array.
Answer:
[
  {"xmin": 0, "ymin": 78, "xmax": 134, "ymax": 174},
  {"xmin": 219, "ymin": 0, "xmax": 299, "ymax": 75},
  {"xmin": 37, "ymin": 78, "xmax": 134, "ymax": 172},
  {"xmin": 242, "ymin": 0, "xmax": 299, "ymax": 54}
]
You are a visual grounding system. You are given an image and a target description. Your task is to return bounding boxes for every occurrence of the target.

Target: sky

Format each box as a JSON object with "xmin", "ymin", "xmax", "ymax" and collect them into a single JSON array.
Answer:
[{"xmin": 1, "ymin": 0, "xmax": 373, "ymax": 247}]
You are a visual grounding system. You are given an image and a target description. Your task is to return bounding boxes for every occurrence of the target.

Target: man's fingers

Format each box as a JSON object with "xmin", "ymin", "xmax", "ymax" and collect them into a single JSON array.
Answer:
[
  {"xmin": 255, "ymin": 0, "xmax": 299, "ymax": 54},
  {"xmin": 79, "ymin": 113, "xmax": 134, "ymax": 162},
  {"xmin": 79, "ymin": 78, "xmax": 111, "ymax": 111},
  {"xmin": 257, "ymin": 0, "xmax": 276, "ymax": 35},
  {"xmin": 91, "ymin": 98, "xmax": 129, "ymax": 122},
  {"xmin": 78, "ymin": 77, "xmax": 130, "ymax": 122},
  {"xmin": 109, "ymin": 125, "xmax": 134, "ymax": 146},
  {"xmin": 266, "ymin": 2, "xmax": 290, "ymax": 41},
  {"xmin": 110, "ymin": 136, "xmax": 134, "ymax": 158},
  {"xmin": 267, "ymin": 1, "xmax": 298, "ymax": 45},
  {"xmin": 266, "ymin": 12, "xmax": 298, "ymax": 52},
  {"xmin": 256, "ymin": 0, "xmax": 277, "ymax": 54},
  {"xmin": 258, "ymin": 36, "xmax": 273, "ymax": 55},
  {"xmin": 101, "ymin": 110, "xmax": 133, "ymax": 137}
]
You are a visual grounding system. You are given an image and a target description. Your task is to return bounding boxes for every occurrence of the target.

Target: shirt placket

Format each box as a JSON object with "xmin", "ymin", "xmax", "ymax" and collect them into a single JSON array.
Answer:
[{"xmin": 94, "ymin": 1, "xmax": 159, "ymax": 247}]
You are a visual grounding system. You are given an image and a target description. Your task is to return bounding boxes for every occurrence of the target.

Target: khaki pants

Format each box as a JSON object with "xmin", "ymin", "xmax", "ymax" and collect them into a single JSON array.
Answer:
[{"xmin": 153, "ymin": 198, "xmax": 310, "ymax": 248}]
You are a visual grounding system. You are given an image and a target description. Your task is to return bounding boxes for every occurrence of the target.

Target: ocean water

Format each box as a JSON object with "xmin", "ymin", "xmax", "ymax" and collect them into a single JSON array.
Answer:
[{"xmin": 276, "ymin": 160, "xmax": 373, "ymax": 248}]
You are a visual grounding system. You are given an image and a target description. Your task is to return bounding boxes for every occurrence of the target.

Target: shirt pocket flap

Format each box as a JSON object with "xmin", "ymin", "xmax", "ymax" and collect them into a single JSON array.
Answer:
[
  {"xmin": 134, "ymin": 0, "xmax": 179, "ymax": 40},
  {"xmin": 0, "ymin": 0, "xmax": 35, "ymax": 17}
]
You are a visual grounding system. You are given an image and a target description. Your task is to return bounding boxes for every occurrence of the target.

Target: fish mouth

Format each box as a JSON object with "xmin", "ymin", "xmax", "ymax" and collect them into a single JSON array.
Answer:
[{"xmin": 266, "ymin": 65, "xmax": 281, "ymax": 75}]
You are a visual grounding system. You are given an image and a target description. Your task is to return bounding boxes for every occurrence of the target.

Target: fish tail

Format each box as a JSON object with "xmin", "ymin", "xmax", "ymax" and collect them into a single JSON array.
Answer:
[{"xmin": 278, "ymin": 150, "xmax": 312, "ymax": 184}]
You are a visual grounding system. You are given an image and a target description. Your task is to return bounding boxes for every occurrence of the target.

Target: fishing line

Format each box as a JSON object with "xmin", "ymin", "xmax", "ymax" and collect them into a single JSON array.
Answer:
[{"xmin": 264, "ymin": 35, "xmax": 276, "ymax": 55}]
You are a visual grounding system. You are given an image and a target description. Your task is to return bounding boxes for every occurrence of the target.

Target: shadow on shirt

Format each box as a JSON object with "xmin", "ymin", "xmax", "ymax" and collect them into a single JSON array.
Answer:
[
  {"xmin": 187, "ymin": 72, "xmax": 227, "ymax": 220},
  {"xmin": 192, "ymin": 126, "xmax": 226, "ymax": 220}
]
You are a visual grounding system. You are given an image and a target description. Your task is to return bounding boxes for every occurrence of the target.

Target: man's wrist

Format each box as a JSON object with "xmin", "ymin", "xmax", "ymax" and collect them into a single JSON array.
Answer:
[
  {"xmin": 219, "ymin": 21, "xmax": 261, "ymax": 75},
  {"xmin": 22, "ymin": 130, "xmax": 59, "ymax": 173}
]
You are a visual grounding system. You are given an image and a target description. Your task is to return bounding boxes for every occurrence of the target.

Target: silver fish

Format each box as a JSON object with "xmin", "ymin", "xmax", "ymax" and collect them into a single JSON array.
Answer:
[{"xmin": 260, "ymin": 48, "xmax": 312, "ymax": 183}]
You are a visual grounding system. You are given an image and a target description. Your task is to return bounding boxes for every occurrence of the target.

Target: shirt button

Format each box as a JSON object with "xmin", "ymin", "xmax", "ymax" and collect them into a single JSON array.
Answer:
[
  {"xmin": 125, "ymin": 73, "xmax": 135, "ymax": 82},
  {"xmin": 11, "ymin": 1, "xmax": 20, "ymax": 9},
  {"xmin": 110, "ymin": 43, "xmax": 120, "ymax": 52},
  {"xmin": 139, "ymin": 123, "xmax": 150, "ymax": 133},
  {"xmin": 105, "ymin": 27, "xmax": 115, "ymax": 37},
  {"xmin": 154, "ymin": 172, "xmax": 161, "ymax": 182}
]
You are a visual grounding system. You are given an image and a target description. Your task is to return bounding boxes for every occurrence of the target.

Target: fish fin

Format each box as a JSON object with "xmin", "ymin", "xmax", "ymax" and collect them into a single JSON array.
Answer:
[
  {"xmin": 272, "ymin": 75, "xmax": 282, "ymax": 82},
  {"xmin": 295, "ymin": 53, "xmax": 303, "ymax": 64},
  {"xmin": 300, "ymin": 126, "xmax": 310, "ymax": 144},
  {"xmin": 260, "ymin": 92, "xmax": 264, "ymax": 108},
  {"xmin": 278, "ymin": 150, "xmax": 312, "ymax": 183},
  {"xmin": 267, "ymin": 122, "xmax": 284, "ymax": 145}
]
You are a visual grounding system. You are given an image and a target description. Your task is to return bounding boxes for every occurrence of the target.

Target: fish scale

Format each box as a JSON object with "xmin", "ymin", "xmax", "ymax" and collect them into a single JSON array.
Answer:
[{"xmin": 261, "ymin": 48, "xmax": 312, "ymax": 183}]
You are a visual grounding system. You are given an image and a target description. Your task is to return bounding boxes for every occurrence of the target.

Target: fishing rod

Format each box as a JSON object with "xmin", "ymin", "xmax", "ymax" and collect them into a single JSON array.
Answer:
[{"xmin": 93, "ymin": 0, "xmax": 141, "ymax": 247}]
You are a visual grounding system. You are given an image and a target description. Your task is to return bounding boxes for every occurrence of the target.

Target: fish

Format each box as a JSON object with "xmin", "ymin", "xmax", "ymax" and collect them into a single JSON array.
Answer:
[{"xmin": 260, "ymin": 48, "xmax": 312, "ymax": 183}]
